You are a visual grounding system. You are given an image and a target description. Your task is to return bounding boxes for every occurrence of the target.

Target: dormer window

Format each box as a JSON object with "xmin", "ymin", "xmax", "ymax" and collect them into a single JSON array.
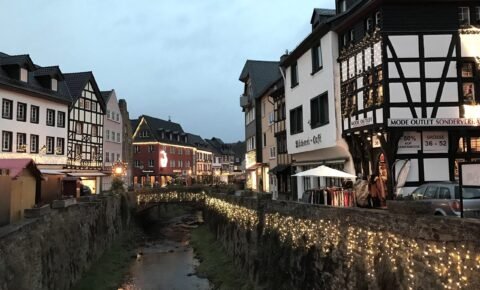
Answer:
[
  {"xmin": 340, "ymin": 0, "xmax": 346, "ymax": 13},
  {"xmin": 51, "ymin": 78, "xmax": 58, "ymax": 91},
  {"xmin": 375, "ymin": 11, "xmax": 382, "ymax": 26},
  {"xmin": 177, "ymin": 135, "xmax": 180, "ymax": 141},
  {"xmin": 20, "ymin": 68, "xmax": 28, "ymax": 82},
  {"xmin": 366, "ymin": 18, "xmax": 373, "ymax": 32}
]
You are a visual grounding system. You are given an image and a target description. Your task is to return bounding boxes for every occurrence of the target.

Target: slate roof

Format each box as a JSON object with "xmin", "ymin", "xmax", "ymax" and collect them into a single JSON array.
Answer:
[
  {"xmin": 187, "ymin": 133, "xmax": 212, "ymax": 152},
  {"xmin": 101, "ymin": 90, "xmax": 113, "ymax": 104},
  {"xmin": 239, "ymin": 60, "xmax": 281, "ymax": 99},
  {"xmin": 63, "ymin": 71, "xmax": 106, "ymax": 112},
  {"xmin": 0, "ymin": 52, "xmax": 72, "ymax": 104},
  {"xmin": 206, "ymin": 137, "xmax": 235, "ymax": 156},
  {"xmin": 142, "ymin": 115, "xmax": 184, "ymax": 133},
  {"xmin": 228, "ymin": 141, "xmax": 246, "ymax": 162}
]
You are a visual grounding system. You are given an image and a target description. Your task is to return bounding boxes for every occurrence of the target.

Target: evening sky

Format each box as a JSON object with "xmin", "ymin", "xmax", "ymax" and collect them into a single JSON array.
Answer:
[{"xmin": 0, "ymin": 0, "xmax": 334, "ymax": 142}]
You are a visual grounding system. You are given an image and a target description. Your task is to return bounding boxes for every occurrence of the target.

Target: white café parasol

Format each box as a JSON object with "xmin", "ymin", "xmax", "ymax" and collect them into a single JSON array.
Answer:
[{"xmin": 292, "ymin": 165, "xmax": 356, "ymax": 179}]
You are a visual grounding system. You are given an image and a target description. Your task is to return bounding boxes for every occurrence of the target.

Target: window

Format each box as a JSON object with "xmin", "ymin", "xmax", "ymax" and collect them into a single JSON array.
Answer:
[
  {"xmin": 311, "ymin": 42, "xmax": 323, "ymax": 73},
  {"xmin": 85, "ymin": 100, "xmax": 91, "ymax": 110},
  {"xmin": 75, "ymin": 144, "xmax": 82, "ymax": 159},
  {"xmin": 268, "ymin": 111, "xmax": 274, "ymax": 125},
  {"xmin": 140, "ymin": 130, "xmax": 149, "ymax": 138},
  {"xmin": 179, "ymin": 160, "xmax": 183, "ymax": 167},
  {"xmin": 462, "ymin": 63, "xmax": 474, "ymax": 78},
  {"xmin": 106, "ymin": 129, "xmax": 110, "ymax": 140},
  {"xmin": 459, "ymin": 7, "xmax": 470, "ymax": 25},
  {"xmin": 149, "ymin": 160, "xmax": 154, "ymax": 167},
  {"xmin": 424, "ymin": 186, "xmax": 438, "ymax": 199},
  {"xmin": 170, "ymin": 146, "xmax": 175, "ymax": 154},
  {"xmin": 350, "ymin": 29, "xmax": 355, "ymax": 43},
  {"xmin": 179, "ymin": 148, "xmax": 183, "ymax": 155},
  {"xmin": 117, "ymin": 153, "xmax": 120, "ymax": 161},
  {"xmin": 245, "ymin": 107, "xmax": 255, "ymax": 125},
  {"xmin": 247, "ymin": 136, "xmax": 256, "ymax": 151},
  {"xmin": 476, "ymin": 7, "xmax": 480, "ymax": 23},
  {"xmin": 170, "ymin": 160, "xmax": 176, "ymax": 167},
  {"xmin": 463, "ymin": 83, "xmax": 475, "ymax": 104},
  {"xmin": 57, "ymin": 111, "xmax": 65, "ymax": 127},
  {"xmin": 111, "ymin": 153, "xmax": 115, "ymax": 162},
  {"xmin": 51, "ymin": 78, "xmax": 58, "ymax": 91},
  {"xmin": 262, "ymin": 101, "xmax": 266, "ymax": 117},
  {"xmin": 269, "ymin": 147, "xmax": 276, "ymax": 159},
  {"xmin": 105, "ymin": 152, "xmax": 110, "ymax": 162},
  {"xmin": 2, "ymin": 99, "xmax": 13, "ymax": 119},
  {"xmin": 17, "ymin": 102, "xmax": 27, "ymax": 121},
  {"xmin": 148, "ymin": 145, "xmax": 154, "ymax": 152},
  {"xmin": 30, "ymin": 134, "xmax": 39, "ymax": 153},
  {"xmin": 134, "ymin": 160, "xmax": 141, "ymax": 167},
  {"xmin": 92, "ymin": 146, "xmax": 98, "ymax": 161},
  {"xmin": 56, "ymin": 138, "xmax": 64, "ymax": 155},
  {"xmin": 76, "ymin": 122, "xmax": 83, "ymax": 134},
  {"xmin": 366, "ymin": 17, "xmax": 373, "ymax": 32},
  {"xmin": 20, "ymin": 68, "xmax": 28, "ymax": 82},
  {"xmin": 311, "ymin": 93, "xmax": 329, "ymax": 128},
  {"xmin": 263, "ymin": 133, "xmax": 266, "ymax": 148},
  {"xmin": 46, "ymin": 136, "xmax": 54, "ymax": 154},
  {"xmin": 116, "ymin": 113, "xmax": 120, "ymax": 121},
  {"xmin": 290, "ymin": 62, "xmax": 298, "ymax": 88},
  {"xmin": 290, "ymin": 106, "xmax": 303, "ymax": 135},
  {"xmin": 16, "ymin": 133, "xmax": 26, "ymax": 152},
  {"xmin": 30, "ymin": 105, "xmax": 39, "ymax": 123},
  {"xmin": 438, "ymin": 187, "xmax": 451, "ymax": 199},
  {"xmin": 117, "ymin": 132, "xmax": 120, "ymax": 142},
  {"xmin": 46, "ymin": 109, "xmax": 55, "ymax": 126},
  {"xmin": 79, "ymin": 99, "xmax": 84, "ymax": 109},
  {"xmin": 340, "ymin": 0, "xmax": 346, "ymax": 12},
  {"xmin": 375, "ymin": 11, "xmax": 381, "ymax": 26},
  {"xmin": 2, "ymin": 131, "xmax": 12, "ymax": 152},
  {"xmin": 134, "ymin": 145, "xmax": 140, "ymax": 153},
  {"xmin": 92, "ymin": 125, "xmax": 98, "ymax": 137}
]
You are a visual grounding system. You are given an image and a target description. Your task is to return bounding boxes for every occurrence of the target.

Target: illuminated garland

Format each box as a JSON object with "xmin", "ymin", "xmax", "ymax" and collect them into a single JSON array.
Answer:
[{"xmin": 136, "ymin": 191, "xmax": 480, "ymax": 289}]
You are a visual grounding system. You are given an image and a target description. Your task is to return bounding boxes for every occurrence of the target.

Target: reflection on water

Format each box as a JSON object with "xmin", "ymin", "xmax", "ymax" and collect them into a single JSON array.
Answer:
[{"xmin": 120, "ymin": 212, "xmax": 212, "ymax": 290}]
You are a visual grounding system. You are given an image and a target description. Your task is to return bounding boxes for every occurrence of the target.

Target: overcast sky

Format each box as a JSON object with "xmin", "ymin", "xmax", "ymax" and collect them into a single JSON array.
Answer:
[{"xmin": 0, "ymin": 0, "xmax": 334, "ymax": 143}]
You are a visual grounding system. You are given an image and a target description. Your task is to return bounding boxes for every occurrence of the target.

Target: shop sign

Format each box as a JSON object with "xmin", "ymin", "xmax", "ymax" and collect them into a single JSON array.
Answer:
[
  {"xmin": 142, "ymin": 170, "xmax": 154, "ymax": 173},
  {"xmin": 294, "ymin": 134, "xmax": 322, "ymax": 148},
  {"xmin": 422, "ymin": 131, "xmax": 448, "ymax": 153},
  {"xmin": 351, "ymin": 117, "xmax": 374, "ymax": 129},
  {"xmin": 388, "ymin": 118, "xmax": 480, "ymax": 127},
  {"xmin": 397, "ymin": 132, "xmax": 421, "ymax": 153}
]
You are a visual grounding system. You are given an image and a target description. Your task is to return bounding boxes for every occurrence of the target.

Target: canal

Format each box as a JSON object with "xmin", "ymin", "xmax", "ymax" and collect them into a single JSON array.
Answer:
[{"xmin": 120, "ymin": 206, "xmax": 212, "ymax": 290}]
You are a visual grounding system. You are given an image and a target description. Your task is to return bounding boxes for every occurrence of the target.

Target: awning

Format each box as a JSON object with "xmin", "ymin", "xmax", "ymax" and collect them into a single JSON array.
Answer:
[
  {"xmin": 292, "ymin": 165, "xmax": 356, "ymax": 179},
  {"xmin": 40, "ymin": 169, "xmax": 65, "ymax": 175},
  {"xmin": 67, "ymin": 172, "xmax": 107, "ymax": 177}
]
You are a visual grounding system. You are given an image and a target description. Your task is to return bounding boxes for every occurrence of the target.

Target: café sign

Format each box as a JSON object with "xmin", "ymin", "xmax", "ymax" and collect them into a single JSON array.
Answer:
[
  {"xmin": 388, "ymin": 118, "xmax": 480, "ymax": 127},
  {"xmin": 295, "ymin": 134, "xmax": 322, "ymax": 148}
]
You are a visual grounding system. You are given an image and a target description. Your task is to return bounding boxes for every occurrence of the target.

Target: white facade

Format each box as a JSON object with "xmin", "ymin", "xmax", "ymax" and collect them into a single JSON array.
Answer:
[
  {"xmin": 0, "ymin": 87, "xmax": 68, "ymax": 167},
  {"xmin": 102, "ymin": 90, "xmax": 123, "ymax": 190},
  {"xmin": 285, "ymin": 31, "xmax": 353, "ymax": 199}
]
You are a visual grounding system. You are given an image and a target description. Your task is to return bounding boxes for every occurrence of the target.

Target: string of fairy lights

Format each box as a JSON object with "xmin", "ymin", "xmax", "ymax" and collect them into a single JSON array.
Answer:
[{"xmin": 137, "ymin": 191, "xmax": 480, "ymax": 289}]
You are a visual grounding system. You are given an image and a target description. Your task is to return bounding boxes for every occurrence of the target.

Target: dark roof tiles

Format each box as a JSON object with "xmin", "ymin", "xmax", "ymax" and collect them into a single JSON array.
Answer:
[{"xmin": 239, "ymin": 60, "xmax": 281, "ymax": 99}]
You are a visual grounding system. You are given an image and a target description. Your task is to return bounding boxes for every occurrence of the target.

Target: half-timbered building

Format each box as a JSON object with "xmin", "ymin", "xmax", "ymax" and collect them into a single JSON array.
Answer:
[
  {"xmin": 335, "ymin": 0, "xmax": 480, "ymax": 197},
  {"xmin": 64, "ymin": 72, "xmax": 106, "ymax": 193}
]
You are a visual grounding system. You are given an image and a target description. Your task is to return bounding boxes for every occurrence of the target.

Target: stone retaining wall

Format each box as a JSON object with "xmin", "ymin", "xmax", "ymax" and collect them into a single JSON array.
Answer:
[
  {"xmin": 0, "ymin": 194, "xmax": 130, "ymax": 290},
  {"xmin": 201, "ymin": 194, "xmax": 480, "ymax": 290}
]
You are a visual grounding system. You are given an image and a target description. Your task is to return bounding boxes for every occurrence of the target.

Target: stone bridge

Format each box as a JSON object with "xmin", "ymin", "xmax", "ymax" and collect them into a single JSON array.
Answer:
[{"xmin": 135, "ymin": 189, "xmax": 480, "ymax": 290}]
